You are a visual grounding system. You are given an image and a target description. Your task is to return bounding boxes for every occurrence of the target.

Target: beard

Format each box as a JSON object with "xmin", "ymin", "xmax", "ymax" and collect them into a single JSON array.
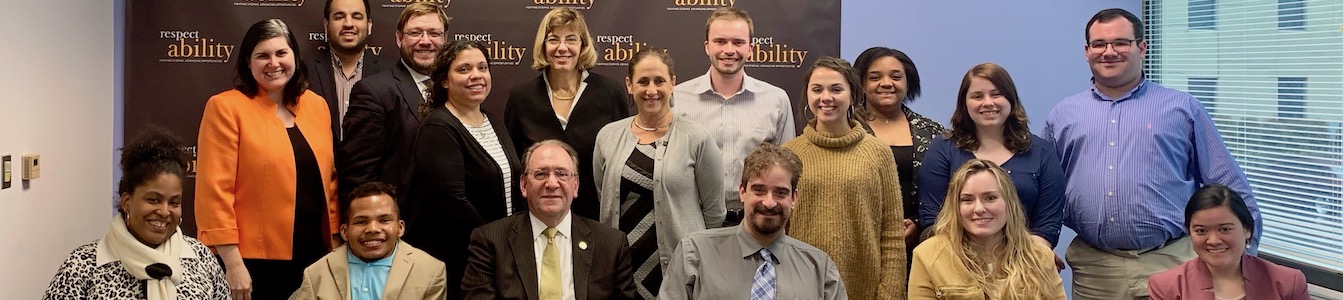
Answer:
[{"xmin": 747, "ymin": 206, "xmax": 786, "ymax": 235}]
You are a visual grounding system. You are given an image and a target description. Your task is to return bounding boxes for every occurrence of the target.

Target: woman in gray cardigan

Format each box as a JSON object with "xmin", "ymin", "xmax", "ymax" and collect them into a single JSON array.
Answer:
[{"xmin": 593, "ymin": 48, "xmax": 724, "ymax": 299}]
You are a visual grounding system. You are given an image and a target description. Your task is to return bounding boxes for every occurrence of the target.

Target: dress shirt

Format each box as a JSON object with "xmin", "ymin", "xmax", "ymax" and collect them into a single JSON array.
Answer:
[
  {"xmin": 345, "ymin": 244, "xmax": 395, "ymax": 300},
  {"xmin": 541, "ymin": 70, "xmax": 590, "ymax": 129},
  {"xmin": 530, "ymin": 213, "xmax": 575, "ymax": 300},
  {"xmin": 1043, "ymin": 79, "xmax": 1261, "ymax": 252},
  {"xmin": 673, "ymin": 71, "xmax": 795, "ymax": 206},
  {"xmin": 918, "ymin": 135, "xmax": 1066, "ymax": 245},
  {"xmin": 331, "ymin": 51, "xmax": 365, "ymax": 128},
  {"xmin": 404, "ymin": 61, "xmax": 432, "ymax": 100},
  {"xmin": 659, "ymin": 226, "xmax": 846, "ymax": 300}
]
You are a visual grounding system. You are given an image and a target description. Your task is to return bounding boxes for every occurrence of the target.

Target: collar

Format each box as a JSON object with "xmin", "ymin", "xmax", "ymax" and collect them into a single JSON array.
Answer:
[
  {"xmin": 402, "ymin": 60, "xmax": 431, "ymax": 84},
  {"xmin": 95, "ymin": 231, "xmax": 199, "ymax": 267},
  {"xmin": 330, "ymin": 50, "xmax": 366, "ymax": 70},
  {"xmin": 542, "ymin": 70, "xmax": 590, "ymax": 92},
  {"xmin": 346, "ymin": 243, "xmax": 397, "ymax": 267},
  {"xmin": 688, "ymin": 69, "xmax": 760, "ymax": 98},
  {"xmin": 529, "ymin": 211, "xmax": 573, "ymax": 240},
  {"xmin": 1089, "ymin": 78, "xmax": 1148, "ymax": 102},
  {"xmin": 734, "ymin": 225, "xmax": 783, "ymax": 264}
]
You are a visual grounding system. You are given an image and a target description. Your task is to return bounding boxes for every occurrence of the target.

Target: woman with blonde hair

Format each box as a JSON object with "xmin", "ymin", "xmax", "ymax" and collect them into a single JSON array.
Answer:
[{"xmin": 909, "ymin": 159, "xmax": 1064, "ymax": 299}]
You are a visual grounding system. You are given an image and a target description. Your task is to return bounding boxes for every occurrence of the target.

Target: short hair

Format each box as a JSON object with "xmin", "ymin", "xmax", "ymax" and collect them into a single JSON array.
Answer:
[
  {"xmin": 235, "ymin": 19, "xmax": 308, "ymax": 106},
  {"xmin": 344, "ymin": 181, "xmax": 400, "ymax": 224},
  {"xmin": 852, "ymin": 46, "xmax": 922, "ymax": 103},
  {"xmin": 522, "ymin": 139, "xmax": 580, "ymax": 173},
  {"xmin": 627, "ymin": 48, "xmax": 676, "ymax": 80},
  {"xmin": 323, "ymin": 0, "xmax": 371, "ymax": 20},
  {"xmin": 704, "ymin": 7, "xmax": 754, "ymax": 39},
  {"xmin": 1184, "ymin": 184, "xmax": 1255, "ymax": 231},
  {"xmin": 1086, "ymin": 8, "xmax": 1144, "ymax": 42},
  {"xmin": 427, "ymin": 40, "xmax": 491, "ymax": 111},
  {"xmin": 396, "ymin": 2, "xmax": 450, "ymax": 32},
  {"xmin": 949, "ymin": 63, "xmax": 1032, "ymax": 153},
  {"xmin": 739, "ymin": 143, "xmax": 803, "ymax": 189},
  {"xmin": 801, "ymin": 56, "xmax": 866, "ymax": 125},
  {"xmin": 530, "ymin": 7, "xmax": 598, "ymax": 71}
]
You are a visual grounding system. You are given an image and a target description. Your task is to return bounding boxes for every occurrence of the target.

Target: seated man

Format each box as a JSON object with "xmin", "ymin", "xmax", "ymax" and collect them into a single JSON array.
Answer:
[
  {"xmin": 660, "ymin": 143, "xmax": 846, "ymax": 299},
  {"xmin": 460, "ymin": 140, "xmax": 636, "ymax": 299},
  {"xmin": 292, "ymin": 182, "xmax": 447, "ymax": 299}
]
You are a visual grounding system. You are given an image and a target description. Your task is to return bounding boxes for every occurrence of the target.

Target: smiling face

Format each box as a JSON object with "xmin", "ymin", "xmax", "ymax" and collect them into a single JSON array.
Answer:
[
  {"xmin": 442, "ymin": 48, "xmax": 491, "ymax": 105},
  {"xmin": 806, "ymin": 67, "xmax": 853, "ymax": 126},
  {"xmin": 740, "ymin": 165, "xmax": 797, "ymax": 237},
  {"xmin": 521, "ymin": 144, "xmax": 579, "ymax": 220},
  {"xmin": 626, "ymin": 55, "xmax": 675, "ymax": 117},
  {"xmin": 964, "ymin": 77, "xmax": 1012, "ymax": 131},
  {"xmin": 1189, "ymin": 205, "xmax": 1252, "ymax": 270},
  {"xmin": 396, "ymin": 13, "xmax": 446, "ymax": 74},
  {"xmin": 341, "ymin": 194, "xmax": 404, "ymax": 262},
  {"xmin": 119, "ymin": 173, "xmax": 183, "ymax": 248},
  {"xmin": 958, "ymin": 171, "xmax": 1008, "ymax": 244},
  {"xmin": 248, "ymin": 36, "xmax": 296, "ymax": 95},
  {"xmin": 704, "ymin": 19, "xmax": 752, "ymax": 76},
  {"xmin": 863, "ymin": 56, "xmax": 907, "ymax": 110},
  {"xmin": 323, "ymin": 0, "xmax": 371, "ymax": 54},
  {"xmin": 1086, "ymin": 18, "xmax": 1146, "ymax": 92},
  {"xmin": 544, "ymin": 26, "xmax": 582, "ymax": 72}
]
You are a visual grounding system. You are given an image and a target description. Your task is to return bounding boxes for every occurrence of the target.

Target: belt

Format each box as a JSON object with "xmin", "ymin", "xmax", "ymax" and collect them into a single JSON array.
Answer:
[{"xmin": 1117, "ymin": 233, "xmax": 1188, "ymax": 254}]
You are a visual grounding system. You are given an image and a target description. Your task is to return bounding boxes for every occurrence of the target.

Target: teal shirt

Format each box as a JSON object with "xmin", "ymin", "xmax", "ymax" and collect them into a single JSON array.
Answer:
[{"xmin": 347, "ymin": 245, "xmax": 396, "ymax": 300}]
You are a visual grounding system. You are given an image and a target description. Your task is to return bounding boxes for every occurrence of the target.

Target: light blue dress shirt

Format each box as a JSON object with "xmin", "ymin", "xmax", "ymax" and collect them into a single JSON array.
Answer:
[{"xmin": 347, "ymin": 245, "xmax": 396, "ymax": 300}]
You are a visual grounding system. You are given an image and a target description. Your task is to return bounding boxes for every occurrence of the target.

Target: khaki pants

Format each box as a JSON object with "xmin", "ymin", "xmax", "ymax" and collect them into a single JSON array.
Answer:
[{"xmin": 1065, "ymin": 237, "xmax": 1195, "ymax": 300}]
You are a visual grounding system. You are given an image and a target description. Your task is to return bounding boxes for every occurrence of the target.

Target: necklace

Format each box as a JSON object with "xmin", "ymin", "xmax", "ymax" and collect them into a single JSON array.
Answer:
[
  {"xmin": 633, "ymin": 114, "xmax": 669, "ymax": 132},
  {"xmin": 551, "ymin": 91, "xmax": 575, "ymax": 101}
]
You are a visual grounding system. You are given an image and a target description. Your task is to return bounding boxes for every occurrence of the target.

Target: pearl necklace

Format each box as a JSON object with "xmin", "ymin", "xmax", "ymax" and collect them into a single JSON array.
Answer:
[{"xmin": 634, "ymin": 114, "xmax": 669, "ymax": 132}]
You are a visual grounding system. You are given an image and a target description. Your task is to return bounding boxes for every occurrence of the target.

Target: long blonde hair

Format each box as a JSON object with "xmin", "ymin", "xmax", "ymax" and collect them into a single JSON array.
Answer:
[{"xmin": 932, "ymin": 159, "xmax": 1057, "ymax": 299}]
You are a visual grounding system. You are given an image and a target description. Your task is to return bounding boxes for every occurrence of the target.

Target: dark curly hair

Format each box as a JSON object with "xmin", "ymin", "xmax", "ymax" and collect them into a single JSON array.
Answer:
[
  {"xmin": 118, "ymin": 126, "xmax": 191, "ymax": 197},
  {"xmin": 427, "ymin": 40, "xmax": 492, "ymax": 117},
  {"xmin": 948, "ymin": 63, "xmax": 1032, "ymax": 153}
]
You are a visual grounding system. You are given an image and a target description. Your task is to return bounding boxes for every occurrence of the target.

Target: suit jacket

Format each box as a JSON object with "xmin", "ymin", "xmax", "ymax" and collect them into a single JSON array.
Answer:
[
  {"xmin": 460, "ymin": 214, "xmax": 636, "ymax": 300},
  {"xmin": 195, "ymin": 89, "xmax": 339, "ymax": 259},
  {"xmin": 1148, "ymin": 255, "xmax": 1309, "ymax": 300},
  {"xmin": 402, "ymin": 105, "xmax": 524, "ymax": 299},
  {"xmin": 306, "ymin": 47, "xmax": 386, "ymax": 143},
  {"xmin": 338, "ymin": 62, "xmax": 424, "ymax": 203},
  {"xmin": 291, "ymin": 242, "xmax": 447, "ymax": 300},
  {"xmin": 504, "ymin": 72, "xmax": 630, "ymax": 221}
]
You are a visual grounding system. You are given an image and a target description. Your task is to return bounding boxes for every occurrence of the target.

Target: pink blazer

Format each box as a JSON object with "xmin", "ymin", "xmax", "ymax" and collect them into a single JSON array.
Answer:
[{"xmin": 1148, "ymin": 255, "xmax": 1309, "ymax": 300}]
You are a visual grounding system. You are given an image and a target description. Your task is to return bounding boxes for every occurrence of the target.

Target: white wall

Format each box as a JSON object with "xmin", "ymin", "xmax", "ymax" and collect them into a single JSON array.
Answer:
[{"xmin": 0, "ymin": 0, "xmax": 116, "ymax": 298}]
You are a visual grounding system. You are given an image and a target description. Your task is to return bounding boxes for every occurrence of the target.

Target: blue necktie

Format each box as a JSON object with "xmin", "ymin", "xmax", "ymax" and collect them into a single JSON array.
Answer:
[{"xmin": 750, "ymin": 248, "xmax": 776, "ymax": 300}]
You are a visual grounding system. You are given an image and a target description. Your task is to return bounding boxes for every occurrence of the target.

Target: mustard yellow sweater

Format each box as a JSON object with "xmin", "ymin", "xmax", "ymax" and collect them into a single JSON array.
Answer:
[{"xmin": 784, "ymin": 120, "xmax": 906, "ymax": 300}]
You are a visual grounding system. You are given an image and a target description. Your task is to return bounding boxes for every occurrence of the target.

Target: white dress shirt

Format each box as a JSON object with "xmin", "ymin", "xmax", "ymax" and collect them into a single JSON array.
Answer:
[{"xmin": 529, "ymin": 212, "xmax": 575, "ymax": 300}]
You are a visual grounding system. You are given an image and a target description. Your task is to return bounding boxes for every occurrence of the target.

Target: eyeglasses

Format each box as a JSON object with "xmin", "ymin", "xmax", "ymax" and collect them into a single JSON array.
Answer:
[
  {"xmin": 528, "ymin": 169, "xmax": 575, "ymax": 181},
  {"xmin": 1088, "ymin": 39, "xmax": 1139, "ymax": 54},
  {"xmin": 402, "ymin": 30, "xmax": 444, "ymax": 40}
]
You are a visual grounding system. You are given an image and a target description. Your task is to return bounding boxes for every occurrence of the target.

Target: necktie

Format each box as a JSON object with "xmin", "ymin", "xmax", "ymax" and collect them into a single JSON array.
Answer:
[
  {"xmin": 750, "ymin": 248, "xmax": 776, "ymax": 300},
  {"xmin": 540, "ymin": 227, "xmax": 562, "ymax": 300},
  {"xmin": 418, "ymin": 78, "xmax": 434, "ymax": 118}
]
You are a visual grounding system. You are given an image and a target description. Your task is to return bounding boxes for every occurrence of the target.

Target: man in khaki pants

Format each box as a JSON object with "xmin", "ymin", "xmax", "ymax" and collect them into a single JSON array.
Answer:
[{"xmin": 1043, "ymin": 8, "xmax": 1261, "ymax": 300}]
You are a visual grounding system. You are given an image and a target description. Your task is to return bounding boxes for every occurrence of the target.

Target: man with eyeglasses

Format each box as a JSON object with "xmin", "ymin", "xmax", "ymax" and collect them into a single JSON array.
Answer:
[
  {"xmin": 1043, "ymin": 8, "xmax": 1261, "ymax": 300},
  {"xmin": 461, "ymin": 140, "xmax": 637, "ymax": 299},
  {"xmin": 339, "ymin": 2, "xmax": 450, "ymax": 207}
]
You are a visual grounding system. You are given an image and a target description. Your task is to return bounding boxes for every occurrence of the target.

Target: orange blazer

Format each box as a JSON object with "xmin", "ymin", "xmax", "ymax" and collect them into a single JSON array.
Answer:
[{"xmin": 195, "ymin": 89, "xmax": 339, "ymax": 260}]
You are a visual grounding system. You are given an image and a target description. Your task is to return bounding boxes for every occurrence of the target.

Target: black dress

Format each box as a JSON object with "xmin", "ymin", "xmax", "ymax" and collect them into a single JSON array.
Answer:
[
  {"xmin": 618, "ymin": 143, "xmax": 660, "ymax": 299},
  {"xmin": 244, "ymin": 126, "xmax": 329, "ymax": 298}
]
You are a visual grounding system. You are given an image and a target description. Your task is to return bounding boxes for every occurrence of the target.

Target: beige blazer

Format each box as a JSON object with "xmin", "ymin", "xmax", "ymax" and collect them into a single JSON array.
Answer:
[{"xmin": 291, "ymin": 242, "xmax": 447, "ymax": 300}]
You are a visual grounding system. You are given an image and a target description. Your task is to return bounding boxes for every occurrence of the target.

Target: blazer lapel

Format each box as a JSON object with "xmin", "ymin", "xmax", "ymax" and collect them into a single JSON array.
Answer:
[
  {"xmin": 392, "ymin": 63, "xmax": 426, "ymax": 123},
  {"xmin": 327, "ymin": 247, "xmax": 353, "ymax": 300},
  {"xmin": 510, "ymin": 217, "xmax": 541, "ymax": 300},
  {"xmin": 383, "ymin": 243, "xmax": 415, "ymax": 300},
  {"xmin": 571, "ymin": 219, "xmax": 593, "ymax": 300}
]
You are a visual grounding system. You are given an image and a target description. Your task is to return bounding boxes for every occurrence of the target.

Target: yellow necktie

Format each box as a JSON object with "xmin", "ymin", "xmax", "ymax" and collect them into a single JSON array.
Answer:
[{"xmin": 541, "ymin": 227, "xmax": 561, "ymax": 300}]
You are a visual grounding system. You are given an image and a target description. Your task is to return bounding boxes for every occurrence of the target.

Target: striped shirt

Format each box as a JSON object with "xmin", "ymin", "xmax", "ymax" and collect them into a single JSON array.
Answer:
[
  {"xmin": 1043, "ymin": 79, "xmax": 1260, "ymax": 252},
  {"xmin": 466, "ymin": 118, "xmax": 515, "ymax": 214}
]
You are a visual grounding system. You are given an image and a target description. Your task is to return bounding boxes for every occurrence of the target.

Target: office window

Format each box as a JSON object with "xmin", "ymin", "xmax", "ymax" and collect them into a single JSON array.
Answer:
[
  {"xmin": 1188, "ymin": 0, "xmax": 1217, "ymax": 29},
  {"xmin": 1278, "ymin": 77, "xmax": 1306, "ymax": 119},
  {"xmin": 1279, "ymin": 0, "xmax": 1306, "ymax": 30},
  {"xmin": 1146, "ymin": 0, "xmax": 1343, "ymax": 290},
  {"xmin": 1189, "ymin": 77, "xmax": 1217, "ymax": 114}
]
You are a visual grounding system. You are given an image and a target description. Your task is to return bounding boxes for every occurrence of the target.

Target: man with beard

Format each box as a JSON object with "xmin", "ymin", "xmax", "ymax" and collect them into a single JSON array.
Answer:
[
  {"xmin": 673, "ymin": 7, "xmax": 795, "ymax": 226},
  {"xmin": 308, "ymin": 0, "xmax": 386, "ymax": 143},
  {"xmin": 339, "ymin": 2, "xmax": 449, "ymax": 203},
  {"xmin": 292, "ymin": 182, "xmax": 447, "ymax": 299},
  {"xmin": 659, "ymin": 143, "xmax": 845, "ymax": 299}
]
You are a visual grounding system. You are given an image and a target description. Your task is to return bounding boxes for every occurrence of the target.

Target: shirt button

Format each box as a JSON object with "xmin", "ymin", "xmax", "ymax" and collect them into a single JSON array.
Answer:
[
  {"xmin": 1108, "ymin": 165, "xmax": 1114, "ymax": 170},
  {"xmin": 1110, "ymin": 217, "xmax": 1116, "ymax": 222},
  {"xmin": 1111, "ymin": 119, "xmax": 1117, "ymax": 123},
  {"xmin": 362, "ymin": 287, "xmax": 369, "ymax": 292},
  {"xmin": 1107, "ymin": 191, "xmax": 1114, "ymax": 196},
  {"xmin": 1109, "ymin": 141, "xmax": 1116, "ymax": 146}
]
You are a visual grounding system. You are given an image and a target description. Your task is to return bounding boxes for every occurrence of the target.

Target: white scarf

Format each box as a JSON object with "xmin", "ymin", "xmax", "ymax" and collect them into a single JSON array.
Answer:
[{"xmin": 103, "ymin": 218, "xmax": 187, "ymax": 300}]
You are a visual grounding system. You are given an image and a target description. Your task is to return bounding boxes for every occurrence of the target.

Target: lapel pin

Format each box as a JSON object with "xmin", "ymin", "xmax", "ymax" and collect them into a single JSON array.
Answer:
[{"xmin": 579, "ymin": 241, "xmax": 588, "ymax": 250}]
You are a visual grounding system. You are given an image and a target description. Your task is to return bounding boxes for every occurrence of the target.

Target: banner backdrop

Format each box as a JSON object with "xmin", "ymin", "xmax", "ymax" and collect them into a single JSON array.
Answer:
[{"xmin": 126, "ymin": 0, "xmax": 840, "ymax": 234}]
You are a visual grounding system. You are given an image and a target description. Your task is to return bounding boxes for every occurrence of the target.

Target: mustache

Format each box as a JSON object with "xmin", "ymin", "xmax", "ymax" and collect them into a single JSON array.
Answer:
[{"xmin": 755, "ymin": 205, "xmax": 783, "ymax": 216}]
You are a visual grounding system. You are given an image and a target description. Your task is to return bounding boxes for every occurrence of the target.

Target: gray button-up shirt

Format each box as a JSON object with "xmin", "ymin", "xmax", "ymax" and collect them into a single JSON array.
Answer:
[
  {"xmin": 659, "ymin": 226, "xmax": 846, "ymax": 300},
  {"xmin": 673, "ymin": 71, "xmax": 796, "ymax": 208}
]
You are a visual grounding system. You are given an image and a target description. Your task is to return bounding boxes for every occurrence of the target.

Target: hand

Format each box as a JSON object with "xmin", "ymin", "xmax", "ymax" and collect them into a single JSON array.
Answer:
[
  {"xmin": 1028, "ymin": 235, "xmax": 1066, "ymax": 272},
  {"xmin": 902, "ymin": 219, "xmax": 918, "ymax": 244},
  {"xmin": 216, "ymin": 245, "xmax": 252, "ymax": 300},
  {"xmin": 1053, "ymin": 253, "xmax": 1066, "ymax": 272}
]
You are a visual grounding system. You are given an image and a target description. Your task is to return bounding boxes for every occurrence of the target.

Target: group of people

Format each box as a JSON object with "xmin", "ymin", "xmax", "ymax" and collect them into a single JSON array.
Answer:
[{"xmin": 42, "ymin": 1, "xmax": 1313, "ymax": 299}]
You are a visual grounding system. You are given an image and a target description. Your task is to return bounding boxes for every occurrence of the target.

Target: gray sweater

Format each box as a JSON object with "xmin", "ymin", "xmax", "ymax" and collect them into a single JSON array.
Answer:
[{"xmin": 592, "ymin": 116, "xmax": 726, "ymax": 264}]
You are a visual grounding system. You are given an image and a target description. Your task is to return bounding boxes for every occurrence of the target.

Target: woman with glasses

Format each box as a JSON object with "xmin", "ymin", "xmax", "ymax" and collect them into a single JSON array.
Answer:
[
  {"xmin": 593, "ymin": 48, "xmax": 725, "ymax": 299},
  {"xmin": 402, "ymin": 40, "xmax": 523, "ymax": 299},
  {"xmin": 505, "ymin": 7, "xmax": 630, "ymax": 221}
]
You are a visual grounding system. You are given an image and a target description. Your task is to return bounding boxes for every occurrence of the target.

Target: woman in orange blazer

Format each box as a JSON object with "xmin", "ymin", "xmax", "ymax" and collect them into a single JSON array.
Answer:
[{"xmin": 195, "ymin": 19, "xmax": 338, "ymax": 300}]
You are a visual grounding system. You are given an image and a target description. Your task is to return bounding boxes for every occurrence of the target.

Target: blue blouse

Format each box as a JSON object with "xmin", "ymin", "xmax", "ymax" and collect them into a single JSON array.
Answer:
[{"xmin": 917, "ymin": 134, "xmax": 1066, "ymax": 246}]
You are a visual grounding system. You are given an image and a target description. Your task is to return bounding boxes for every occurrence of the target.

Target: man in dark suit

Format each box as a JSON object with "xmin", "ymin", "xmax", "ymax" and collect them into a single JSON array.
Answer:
[
  {"xmin": 307, "ymin": 0, "xmax": 385, "ymax": 142},
  {"xmin": 338, "ymin": 2, "xmax": 449, "ymax": 202},
  {"xmin": 461, "ymin": 140, "xmax": 637, "ymax": 300}
]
